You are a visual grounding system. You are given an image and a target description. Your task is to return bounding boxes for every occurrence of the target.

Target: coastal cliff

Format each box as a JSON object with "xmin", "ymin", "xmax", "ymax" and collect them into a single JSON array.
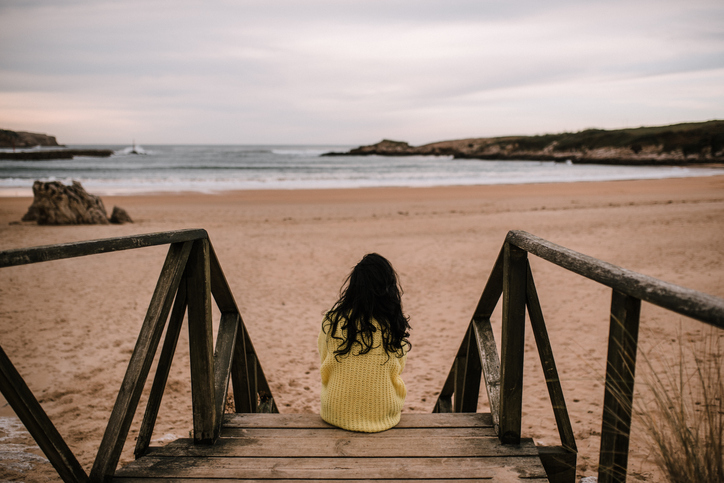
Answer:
[
  {"xmin": 326, "ymin": 120, "xmax": 724, "ymax": 165},
  {"xmin": 0, "ymin": 129, "xmax": 61, "ymax": 148},
  {"xmin": 0, "ymin": 128, "xmax": 113, "ymax": 159}
]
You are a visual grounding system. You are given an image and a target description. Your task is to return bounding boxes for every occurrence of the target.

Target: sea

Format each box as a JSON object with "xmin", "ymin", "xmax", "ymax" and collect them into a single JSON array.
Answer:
[{"xmin": 1, "ymin": 144, "xmax": 722, "ymax": 196}]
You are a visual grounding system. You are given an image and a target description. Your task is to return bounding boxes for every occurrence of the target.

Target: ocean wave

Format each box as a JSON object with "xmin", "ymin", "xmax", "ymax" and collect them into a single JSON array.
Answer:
[{"xmin": 1, "ymin": 144, "xmax": 722, "ymax": 196}]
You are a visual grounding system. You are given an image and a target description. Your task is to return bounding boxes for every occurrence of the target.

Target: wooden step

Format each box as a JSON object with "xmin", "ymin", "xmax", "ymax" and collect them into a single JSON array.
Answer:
[{"xmin": 114, "ymin": 413, "xmax": 549, "ymax": 482}]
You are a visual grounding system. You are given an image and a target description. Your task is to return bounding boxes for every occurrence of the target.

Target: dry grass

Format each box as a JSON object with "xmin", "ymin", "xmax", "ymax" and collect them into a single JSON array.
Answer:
[{"xmin": 635, "ymin": 329, "xmax": 723, "ymax": 483}]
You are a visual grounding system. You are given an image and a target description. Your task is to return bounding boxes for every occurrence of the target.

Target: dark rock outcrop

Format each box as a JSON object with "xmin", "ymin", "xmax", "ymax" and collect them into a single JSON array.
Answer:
[
  {"xmin": 21, "ymin": 181, "xmax": 131, "ymax": 225},
  {"xmin": 0, "ymin": 129, "xmax": 60, "ymax": 148},
  {"xmin": 109, "ymin": 206, "xmax": 133, "ymax": 224},
  {"xmin": 324, "ymin": 120, "xmax": 724, "ymax": 165},
  {"xmin": 0, "ymin": 149, "xmax": 113, "ymax": 160}
]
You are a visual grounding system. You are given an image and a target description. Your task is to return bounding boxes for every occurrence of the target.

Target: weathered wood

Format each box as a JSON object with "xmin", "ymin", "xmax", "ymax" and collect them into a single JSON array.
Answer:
[
  {"xmin": 90, "ymin": 241, "xmax": 193, "ymax": 483},
  {"xmin": 538, "ymin": 446, "xmax": 577, "ymax": 483},
  {"xmin": 208, "ymin": 242, "xmax": 238, "ymax": 313},
  {"xmin": 213, "ymin": 312, "xmax": 239, "ymax": 427},
  {"xmin": 134, "ymin": 283, "xmax": 188, "ymax": 459},
  {"xmin": 506, "ymin": 230, "xmax": 724, "ymax": 329},
  {"xmin": 499, "ymin": 242, "xmax": 527, "ymax": 444},
  {"xmin": 230, "ymin": 322, "xmax": 253, "ymax": 413},
  {"xmin": 185, "ymin": 239, "xmax": 217, "ymax": 443},
  {"xmin": 453, "ymin": 355, "xmax": 466, "ymax": 412},
  {"xmin": 433, "ymin": 364, "xmax": 455, "ymax": 413},
  {"xmin": 220, "ymin": 426, "xmax": 498, "ymax": 439},
  {"xmin": 0, "ymin": 345, "xmax": 89, "ymax": 483},
  {"xmin": 472, "ymin": 316, "xmax": 501, "ymax": 433},
  {"xmin": 473, "ymin": 245, "xmax": 505, "ymax": 319},
  {"xmin": 0, "ymin": 229, "xmax": 207, "ymax": 268},
  {"xmin": 114, "ymin": 479, "xmax": 550, "ymax": 483},
  {"xmin": 245, "ymin": 353, "xmax": 259, "ymax": 413},
  {"xmin": 434, "ymin": 397, "xmax": 453, "ymax": 413},
  {"xmin": 250, "ymin": 332, "xmax": 277, "ymax": 414},
  {"xmin": 525, "ymin": 263, "xmax": 577, "ymax": 453},
  {"xmin": 222, "ymin": 412, "xmax": 494, "ymax": 429},
  {"xmin": 151, "ymin": 434, "xmax": 535, "ymax": 458},
  {"xmin": 115, "ymin": 454, "xmax": 548, "ymax": 480},
  {"xmin": 461, "ymin": 326, "xmax": 482, "ymax": 412},
  {"xmin": 598, "ymin": 290, "xmax": 641, "ymax": 483}
]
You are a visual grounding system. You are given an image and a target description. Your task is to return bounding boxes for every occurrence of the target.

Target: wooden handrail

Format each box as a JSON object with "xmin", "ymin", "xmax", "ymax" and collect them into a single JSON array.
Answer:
[
  {"xmin": 0, "ymin": 229, "xmax": 208, "ymax": 268},
  {"xmin": 0, "ymin": 231, "xmax": 278, "ymax": 483},
  {"xmin": 506, "ymin": 230, "xmax": 724, "ymax": 329},
  {"xmin": 436, "ymin": 230, "xmax": 723, "ymax": 483}
]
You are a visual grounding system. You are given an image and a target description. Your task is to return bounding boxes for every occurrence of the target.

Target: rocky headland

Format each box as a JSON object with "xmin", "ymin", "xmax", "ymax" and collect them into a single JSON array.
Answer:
[
  {"xmin": 325, "ymin": 120, "xmax": 724, "ymax": 165},
  {"xmin": 0, "ymin": 128, "xmax": 113, "ymax": 159},
  {"xmin": 0, "ymin": 129, "xmax": 60, "ymax": 148}
]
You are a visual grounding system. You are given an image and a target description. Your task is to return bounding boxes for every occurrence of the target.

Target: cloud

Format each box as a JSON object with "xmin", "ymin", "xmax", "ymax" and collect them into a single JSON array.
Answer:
[{"xmin": 0, "ymin": 0, "xmax": 722, "ymax": 143}]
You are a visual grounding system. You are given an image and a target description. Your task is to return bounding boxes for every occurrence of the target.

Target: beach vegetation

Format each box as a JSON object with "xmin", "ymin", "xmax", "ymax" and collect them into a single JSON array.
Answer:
[
  {"xmin": 634, "ymin": 329, "xmax": 723, "ymax": 483},
  {"xmin": 480, "ymin": 120, "xmax": 724, "ymax": 156}
]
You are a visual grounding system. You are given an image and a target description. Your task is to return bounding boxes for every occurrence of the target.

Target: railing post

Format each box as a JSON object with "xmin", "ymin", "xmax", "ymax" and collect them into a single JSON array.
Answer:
[
  {"xmin": 186, "ymin": 238, "xmax": 218, "ymax": 443},
  {"xmin": 499, "ymin": 242, "xmax": 527, "ymax": 444},
  {"xmin": 461, "ymin": 327, "xmax": 482, "ymax": 412},
  {"xmin": 598, "ymin": 290, "xmax": 641, "ymax": 483}
]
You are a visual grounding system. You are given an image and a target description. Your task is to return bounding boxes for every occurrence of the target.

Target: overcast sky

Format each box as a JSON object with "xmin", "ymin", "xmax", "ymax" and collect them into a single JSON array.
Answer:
[{"xmin": 1, "ymin": 0, "xmax": 723, "ymax": 145}]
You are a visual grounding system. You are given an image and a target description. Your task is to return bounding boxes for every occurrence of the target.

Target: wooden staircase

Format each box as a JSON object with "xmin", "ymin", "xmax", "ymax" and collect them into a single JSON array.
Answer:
[
  {"xmin": 3, "ymin": 229, "xmax": 721, "ymax": 483},
  {"xmin": 113, "ymin": 413, "xmax": 549, "ymax": 482}
]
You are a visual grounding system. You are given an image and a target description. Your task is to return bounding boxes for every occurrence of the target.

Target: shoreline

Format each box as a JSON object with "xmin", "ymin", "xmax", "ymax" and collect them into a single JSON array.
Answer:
[{"xmin": 1, "ymin": 170, "xmax": 723, "ymax": 199}]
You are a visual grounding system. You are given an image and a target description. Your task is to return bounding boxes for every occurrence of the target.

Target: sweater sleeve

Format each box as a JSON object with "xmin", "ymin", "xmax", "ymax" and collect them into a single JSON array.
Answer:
[{"xmin": 318, "ymin": 324, "xmax": 328, "ymax": 365}]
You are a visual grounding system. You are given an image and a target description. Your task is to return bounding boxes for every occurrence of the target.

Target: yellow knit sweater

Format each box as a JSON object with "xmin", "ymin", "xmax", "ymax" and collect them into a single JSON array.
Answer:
[{"xmin": 318, "ymin": 318, "xmax": 407, "ymax": 433}]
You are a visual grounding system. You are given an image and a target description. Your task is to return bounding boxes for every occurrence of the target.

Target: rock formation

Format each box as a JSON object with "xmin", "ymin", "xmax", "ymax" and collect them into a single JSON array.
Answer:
[
  {"xmin": 0, "ymin": 149, "xmax": 113, "ymax": 160},
  {"xmin": 324, "ymin": 120, "xmax": 724, "ymax": 165},
  {"xmin": 109, "ymin": 206, "xmax": 133, "ymax": 224},
  {"xmin": 21, "ymin": 181, "xmax": 132, "ymax": 225},
  {"xmin": 0, "ymin": 129, "xmax": 60, "ymax": 148}
]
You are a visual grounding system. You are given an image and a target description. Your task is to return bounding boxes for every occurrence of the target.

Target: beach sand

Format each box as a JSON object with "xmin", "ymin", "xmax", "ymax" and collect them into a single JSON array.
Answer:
[{"xmin": 0, "ymin": 176, "xmax": 723, "ymax": 482}]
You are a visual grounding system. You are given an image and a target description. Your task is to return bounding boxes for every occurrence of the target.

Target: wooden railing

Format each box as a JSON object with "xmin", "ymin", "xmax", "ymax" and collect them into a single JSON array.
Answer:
[
  {"xmin": 0, "ymin": 229, "xmax": 277, "ymax": 483},
  {"xmin": 434, "ymin": 230, "xmax": 724, "ymax": 483}
]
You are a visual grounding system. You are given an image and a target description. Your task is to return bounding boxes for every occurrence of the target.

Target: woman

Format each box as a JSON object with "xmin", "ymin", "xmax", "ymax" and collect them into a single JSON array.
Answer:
[{"xmin": 318, "ymin": 253, "xmax": 411, "ymax": 432}]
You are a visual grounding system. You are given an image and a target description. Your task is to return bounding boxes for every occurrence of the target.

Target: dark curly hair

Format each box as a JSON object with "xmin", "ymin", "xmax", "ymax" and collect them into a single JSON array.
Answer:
[{"xmin": 324, "ymin": 253, "xmax": 411, "ymax": 360}]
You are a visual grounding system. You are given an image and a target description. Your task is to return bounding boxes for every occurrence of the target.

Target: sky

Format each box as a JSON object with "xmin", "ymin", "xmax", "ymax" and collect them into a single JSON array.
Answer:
[{"xmin": 0, "ymin": 0, "xmax": 723, "ymax": 145}]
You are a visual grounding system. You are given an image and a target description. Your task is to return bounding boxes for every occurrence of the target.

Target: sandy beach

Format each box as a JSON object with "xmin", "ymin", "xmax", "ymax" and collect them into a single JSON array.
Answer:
[{"xmin": 1, "ymin": 175, "xmax": 723, "ymax": 482}]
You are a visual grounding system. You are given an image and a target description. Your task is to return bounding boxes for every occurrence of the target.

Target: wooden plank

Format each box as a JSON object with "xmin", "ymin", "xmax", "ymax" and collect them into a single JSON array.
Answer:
[
  {"xmin": 0, "ymin": 345, "xmax": 88, "ymax": 483},
  {"xmin": 213, "ymin": 312, "xmax": 239, "ymax": 428},
  {"xmin": 472, "ymin": 316, "xmax": 501, "ymax": 433},
  {"xmin": 114, "ymin": 479, "xmax": 550, "ymax": 483},
  {"xmin": 219, "ymin": 427, "xmax": 498, "ymax": 440},
  {"xmin": 222, "ymin": 412, "xmax": 494, "ymax": 429},
  {"xmin": 0, "ymin": 229, "xmax": 207, "ymax": 268},
  {"xmin": 433, "ymin": 364, "xmax": 455, "ymax": 413},
  {"xmin": 434, "ymin": 395, "xmax": 453, "ymax": 413},
  {"xmin": 499, "ymin": 242, "xmax": 527, "ymax": 445},
  {"xmin": 134, "ymin": 283, "xmax": 188, "ymax": 459},
  {"xmin": 245, "ymin": 353, "xmax": 259, "ymax": 413},
  {"xmin": 208, "ymin": 242, "xmax": 238, "ymax": 314},
  {"xmin": 245, "ymin": 324, "xmax": 277, "ymax": 413},
  {"xmin": 461, "ymin": 326, "xmax": 482, "ymax": 412},
  {"xmin": 538, "ymin": 445, "xmax": 577, "ymax": 483},
  {"xmin": 147, "ymin": 434, "xmax": 538, "ymax": 458},
  {"xmin": 506, "ymin": 230, "xmax": 724, "ymax": 329},
  {"xmin": 186, "ymin": 239, "xmax": 217, "ymax": 443},
  {"xmin": 473, "ymin": 245, "xmax": 505, "ymax": 319},
  {"xmin": 114, "ymin": 455, "xmax": 548, "ymax": 479},
  {"xmin": 598, "ymin": 290, "xmax": 641, "ymax": 483},
  {"xmin": 453, "ymin": 355, "xmax": 466, "ymax": 412},
  {"xmin": 525, "ymin": 263, "xmax": 576, "ymax": 453},
  {"xmin": 230, "ymin": 320, "xmax": 253, "ymax": 413},
  {"xmin": 90, "ymin": 241, "xmax": 193, "ymax": 483}
]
